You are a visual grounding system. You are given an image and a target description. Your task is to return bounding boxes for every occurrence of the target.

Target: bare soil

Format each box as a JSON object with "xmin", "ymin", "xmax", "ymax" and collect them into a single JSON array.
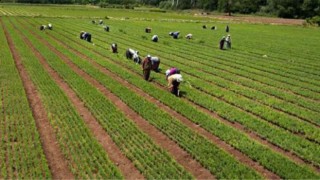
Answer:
[
  {"xmin": 29, "ymin": 26, "xmax": 214, "ymax": 179},
  {"xmin": 45, "ymin": 29, "xmax": 280, "ymax": 179},
  {"xmin": 19, "ymin": 23, "xmax": 144, "ymax": 179},
  {"xmin": 1, "ymin": 18, "xmax": 74, "ymax": 179}
]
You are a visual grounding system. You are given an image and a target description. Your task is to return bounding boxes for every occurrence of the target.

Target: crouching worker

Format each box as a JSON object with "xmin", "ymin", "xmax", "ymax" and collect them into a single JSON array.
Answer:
[
  {"xmin": 40, "ymin": 25, "xmax": 46, "ymax": 30},
  {"xmin": 152, "ymin": 35, "xmax": 158, "ymax": 42},
  {"xmin": 126, "ymin": 48, "xmax": 141, "ymax": 64},
  {"xmin": 48, "ymin": 23, "xmax": 53, "ymax": 30},
  {"xmin": 185, "ymin": 33, "xmax": 192, "ymax": 40},
  {"xmin": 149, "ymin": 55, "xmax": 160, "ymax": 72},
  {"xmin": 111, "ymin": 43, "xmax": 118, "ymax": 53},
  {"xmin": 169, "ymin": 31, "xmax": 180, "ymax": 39},
  {"xmin": 80, "ymin": 31, "xmax": 92, "ymax": 42},
  {"xmin": 226, "ymin": 35, "xmax": 231, "ymax": 49},
  {"xmin": 219, "ymin": 36, "xmax": 225, "ymax": 50},
  {"xmin": 142, "ymin": 55, "xmax": 152, "ymax": 81},
  {"xmin": 165, "ymin": 67, "xmax": 180, "ymax": 80},
  {"xmin": 104, "ymin": 26, "xmax": 110, "ymax": 32},
  {"xmin": 145, "ymin": 27, "xmax": 152, "ymax": 33},
  {"xmin": 167, "ymin": 74, "xmax": 183, "ymax": 97},
  {"xmin": 99, "ymin": 19, "xmax": 103, "ymax": 25}
]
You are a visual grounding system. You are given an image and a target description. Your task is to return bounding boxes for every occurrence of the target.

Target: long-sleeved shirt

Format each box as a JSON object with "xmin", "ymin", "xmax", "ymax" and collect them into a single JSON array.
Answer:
[{"xmin": 167, "ymin": 74, "xmax": 183, "ymax": 88}]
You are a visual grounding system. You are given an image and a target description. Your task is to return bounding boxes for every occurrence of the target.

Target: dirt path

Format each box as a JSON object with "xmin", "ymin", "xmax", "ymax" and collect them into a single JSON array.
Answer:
[
  {"xmin": 9, "ymin": 20, "xmax": 144, "ymax": 180},
  {"xmin": 1, "ymin": 19, "xmax": 74, "ymax": 179},
  {"xmin": 41, "ymin": 28, "xmax": 281, "ymax": 178},
  {"xmin": 20, "ymin": 19, "xmax": 215, "ymax": 179},
  {"xmin": 54, "ymin": 25, "xmax": 320, "ymax": 173},
  {"xmin": 24, "ymin": 22, "xmax": 215, "ymax": 179}
]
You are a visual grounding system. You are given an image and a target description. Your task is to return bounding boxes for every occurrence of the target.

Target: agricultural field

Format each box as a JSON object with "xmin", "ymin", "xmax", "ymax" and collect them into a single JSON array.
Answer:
[{"xmin": 1, "ymin": 4, "xmax": 320, "ymax": 179}]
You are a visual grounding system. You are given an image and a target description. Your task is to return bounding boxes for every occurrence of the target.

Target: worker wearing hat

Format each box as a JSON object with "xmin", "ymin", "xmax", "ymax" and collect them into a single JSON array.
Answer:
[
  {"xmin": 167, "ymin": 74, "xmax": 183, "ymax": 96},
  {"xmin": 142, "ymin": 55, "xmax": 152, "ymax": 81},
  {"xmin": 226, "ymin": 35, "xmax": 231, "ymax": 49}
]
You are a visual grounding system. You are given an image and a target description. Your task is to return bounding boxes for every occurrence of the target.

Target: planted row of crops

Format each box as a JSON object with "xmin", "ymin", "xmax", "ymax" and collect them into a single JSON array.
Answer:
[
  {"xmin": 20, "ymin": 16, "xmax": 320, "ymax": 178},
  {"xmin": 37, "ymin": 17, "xmax": 320, "ymax": 171},
  {"xmin": 69, "ymin": 19, "xmax": 320, "ymax": 110},
  {"xmin": 2, "ymin": 18, "xmax": 125, "ymax": 179},
  {"xmin": 52, "ymin": 18, "xmax": 320, "ymax": 143},
  {"xmin": 0, "ymin": 20, "xmax": 51, "ymax": 179},
  {"xmin": 11, "ymin": 17, "xmax": 271, "ymax": 179}
]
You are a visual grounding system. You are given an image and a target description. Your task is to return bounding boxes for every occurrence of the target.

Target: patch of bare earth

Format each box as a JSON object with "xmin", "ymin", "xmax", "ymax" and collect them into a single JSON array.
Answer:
[
  {"xmin": 1, "ymin": 19, "xmax": 74, "ymax": 179},
  {"xmin": 21, "ymin": 21, "xmax": 214, "ymax": 179},
  {"xmin": 44, "ymin": 29, "xmax": 279, "ymax": 179},
  {"xmin": 10, "ymin": 20, "xmax": 144, "ymax": 179}
]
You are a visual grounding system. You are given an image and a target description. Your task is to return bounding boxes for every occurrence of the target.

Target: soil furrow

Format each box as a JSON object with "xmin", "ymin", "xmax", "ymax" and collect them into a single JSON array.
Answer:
[
  {"xmin": 17, "ymin": 29, "xmax": 144, "ymax": 180},
  {"xmin": 27, "ymin": 24, "xmax": 215, "ymax": 180},
  {"xmin": 48, "ymin": 33, "xmax": 281, "ymax": 179},
  {"xmin": 56, "ymin": 36, "xmax": 320, "ymax": 173},
  {"xmin": 1, "ymin": 19, "xmax": 74, "ymax": 179}
]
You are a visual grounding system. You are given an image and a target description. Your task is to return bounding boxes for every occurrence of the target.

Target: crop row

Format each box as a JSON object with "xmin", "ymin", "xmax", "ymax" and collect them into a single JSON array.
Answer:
[
  {"xmin": 15, "ymin": 17, "xmax": 270, "ymax": 179},
  {"xmin": 90, "ymin": 21, "xmax": 320, "ymax": 127},
  {"xmin": 26, "ymin": 17, "xmax": 320, "ymax": 178},
  {"xmin": 42, "ymin": 17, "xmax": 320, "ymax": 169},
  {"xmin": 72, "ymin": 18, "xmax": 320, "ymax": 110},
  {"xmin": 145, "ymin": 21, "xmax": 320, "ymax": 85},
  {"xmin": 109, "ymin": 19, "xmax": 320, "ymax": 86},
  {"xmin": 7, "ymin": 17, "xmax": 203, "ymax": 179},
  {"xmin": 3, "ymin": 17, "xmax": 125, "ymax": 179},
  {"xmin": 0, "ymin": 19, "xmax": 51, "ymax": 179},
  {"xmin": 60, "ymin": 18, "xmax": 320, "ymax": 142}
]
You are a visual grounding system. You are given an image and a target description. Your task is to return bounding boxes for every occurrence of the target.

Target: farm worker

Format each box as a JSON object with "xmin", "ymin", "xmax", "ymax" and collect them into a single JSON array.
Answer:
[
  {"xmin": 40, "ymin": 25, "xmax": 46, "ymax": 30},
  {"xmin": 211, "ymin": 26, "xmax": 216, "ymax": 30},
  {"xmin": 99, "ymin": 19, "xmax": 103, "ymax": 25},
  {"xmin": 152, "ymin": 35, "xmax": 158, "ymax": 42},
  {"xmin": 142, "ymin": 55, "xmax": 152, "ymax": 81},
  {"xmin": 169, "ymin": 31, "xmax": 180, "ymax": 39},
  {"xmin": 165, "ymin": 67, "xmax": 180, "ymax": 80},
  {"xmin": 226, "ymin": 35, "xmax": 231, "ymax": 49},
  {"xmin": 185, "ymin": 33, "xmax": 192, "ymax": 39},
  {"xmin": 150, "ymin": 56, "xmax": 160, "ymax": 72},
  {"xmin": 202, "ymin": 25, "xmax": 207, "ymax": 29},
  {"xmin": 226, "ymin": 25, "xmax": 230, "ymax": 32},
  {"xmin": 167, "ymin": 74, "xmax": 183, "ymax": 97},
  {"xmin": 219, "ymin": 36, "xmax": 225, "ymax": 50},
  {"xmin": 145, "ymin": 27, "xmax": 152, "ymax": 33},
  {"xmin": 80, "ymin": 31, "xmax": 92, "ymax": 42},
  {"xmin": 104, "ymin": 26, "xmax": 110, "ymax": 32},
  {"xmin": 111, "ymin": 43, "xmax": 118, "ymax": 53},
  {"xmin": 92, "ymin": 20, "xmax": 96, "ymax": 24},
  {"xmin": 126, "ymin": 48, "xmax": 141, "ymax": 64},
  {"xmin": 48, "ymin": 23, "xmax": 53, "ymax": 30}
]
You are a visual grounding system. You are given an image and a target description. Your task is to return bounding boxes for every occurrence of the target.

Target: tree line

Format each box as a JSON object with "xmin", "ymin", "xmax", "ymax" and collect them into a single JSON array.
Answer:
[{"xmin": 2, "ymin": 0, "xmax": 320, "ymax": 19}]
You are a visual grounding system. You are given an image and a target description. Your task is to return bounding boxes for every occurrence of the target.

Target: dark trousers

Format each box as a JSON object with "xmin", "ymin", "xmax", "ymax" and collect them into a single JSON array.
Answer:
[
  {"xmin": 143, "ymin": 69, "xmax": 151, "ymax": 81},
  {"xmin": 220, "ymin": 40, "xmax": 225, "ymax": 50},
  {"xmin": 171, "ymin": 81, "xmax": 180, "ymax": 96}
]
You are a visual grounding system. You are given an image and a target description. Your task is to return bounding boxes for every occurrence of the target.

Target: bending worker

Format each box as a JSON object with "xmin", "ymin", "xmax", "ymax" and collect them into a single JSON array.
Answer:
[
  {"xmin": 150, "ymin": 56, "xmax": 160, "ymax": 72},
  {"xmin": 165, "ymin": 67, "xmax": 180, "ymax": 80},
  {"xmin": 152, "ymin": 35, "xmax": 158, "ymax": 42},
  {"xmin": 226, "ymin": 35, "xmax": 231, "ymax": 49},
  {"xmin": 126, "ymin": 48, "xmax": 141, "ymax": 64},
  {"xmin": 111, "ymin": 43, "xmax": 118, "ymax": 53},
  {"xmin": 80, "ymin": 31, "xmax": 92, "ymax": 42},
  {"xmin": 142, "ymin": 55, "xmax": 152, "ymax": 81},
  {"xmin": 167, "ymin": 74, "xmax": 183, "ymax": 97}
]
